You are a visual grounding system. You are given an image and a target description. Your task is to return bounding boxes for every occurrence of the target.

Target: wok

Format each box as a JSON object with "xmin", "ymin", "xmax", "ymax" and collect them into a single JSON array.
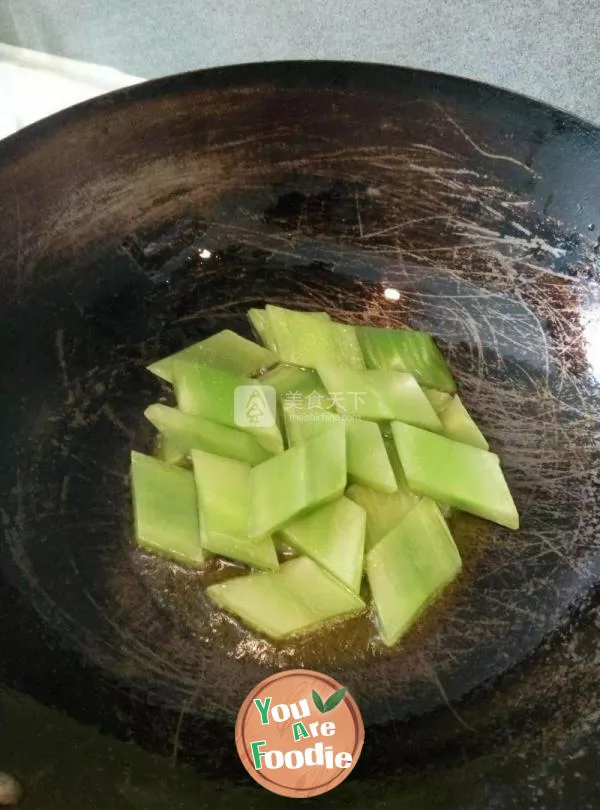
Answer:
[{"xmin": 0, "ymin": 61, "xmax": 599, "ymax": 808}]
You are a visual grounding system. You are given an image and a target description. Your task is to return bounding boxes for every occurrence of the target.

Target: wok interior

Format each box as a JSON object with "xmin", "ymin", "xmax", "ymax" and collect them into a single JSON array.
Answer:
[{"xmin": 0, "ymin": 64, "xmax": 599, "ymax": 778}]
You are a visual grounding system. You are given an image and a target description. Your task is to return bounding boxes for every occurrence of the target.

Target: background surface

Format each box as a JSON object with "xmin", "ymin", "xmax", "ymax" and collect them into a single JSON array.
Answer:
[{"xmin": 1, "ymin": 0, "xmax": 600, "ymax": 124}]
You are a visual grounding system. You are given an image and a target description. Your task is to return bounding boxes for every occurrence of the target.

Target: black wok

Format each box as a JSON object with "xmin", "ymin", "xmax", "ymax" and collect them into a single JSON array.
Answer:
[{"xmin": 0, "ymin": 62, "xmax": 599, "ymax": 809}]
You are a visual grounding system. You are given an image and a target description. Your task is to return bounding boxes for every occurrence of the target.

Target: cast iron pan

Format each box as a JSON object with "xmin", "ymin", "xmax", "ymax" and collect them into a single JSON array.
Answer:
[{"xmin": 0, "ymin": 62, "xmax": 599, "ymax": 809}]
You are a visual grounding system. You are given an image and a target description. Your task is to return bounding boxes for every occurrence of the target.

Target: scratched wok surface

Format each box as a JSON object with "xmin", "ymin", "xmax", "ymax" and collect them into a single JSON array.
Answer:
[{"xmin": 0, "ymin": 62, "xmax": 599, "ymax": 808}]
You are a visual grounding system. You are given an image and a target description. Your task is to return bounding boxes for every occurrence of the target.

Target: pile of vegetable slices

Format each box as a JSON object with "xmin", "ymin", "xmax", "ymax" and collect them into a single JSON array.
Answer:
[{"xmin": 131, "ymin": 305, "xmax": 519, "ymax": 647}]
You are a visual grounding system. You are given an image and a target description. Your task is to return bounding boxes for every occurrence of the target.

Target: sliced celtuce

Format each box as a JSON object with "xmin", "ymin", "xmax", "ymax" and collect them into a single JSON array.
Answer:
[
  {"xmin": 172, "ymin": 361, "xmax": 283, "ymax": 454},
  {"xmin": 148, "ymin": 329, "xmax": 275, "ymax": 383},
  {"xmin": 259, "ymin": 364, "xmax": 321, "ymax": 399},
  {"xmin": 265, "ymin": 305, "xmax": 343, "ymax": 369},
  {"xmin": 279, "ymin": 497, "xmax": 366, "ymax": 592},
  {"xmin": 248, "ymin": 422, "xmax": 346, "ymax": 538},
  {"xmin": 346, "ymin": 420, "xmax": 397, "ymax": 493},
  {"xmin": 192, "ymin": 449, "xmax": 278, "ymax": 570},
  {"xmin": 249, "ymin": 307, "xmax": 331, "ymax": 353},
  {"xmin": 357, "ymin": 326, "xmax": 456, "ymax": 392},
  {"xmin": 157, "ymin": 434, "xmax": 188, "ymax": 466},
  {"xmin": 424, "ymin": 388, "xmax": 454, "ymax": 414},
  {"xmin": 145, "ymin": 403, "xmax": 270, "ymax": 466},
  {"xmin": 439, "ymin": 395, "xmax": 489, "ymax": 451},
  {"xmin": 130, "ymin": 451, "xmax": 204, "ymax": 565},
  {"xmin": 248, "ymin": 308, "xmax": 278, "ymax": 351},
  {"xmin": 206, "ymin": 556, "xmax": 365, "ymax": 640},
  {"xmin": 385, "ymin": 434, "xmax": 451, "ymax": 519},
  {"xmin": 366, "ymin": 499, "xmax": 462, "ymax": 647},
  {"xmin": 276, "ymin": 369, "xmax": 395, "ymax": 494},
  {"xmin": 329, "ymin": 322, "xmax": 366, "ymax": 370},
  {"xmin": 317, "ymin": 364, "xmax": 443, "ymax": 432},
  {"xmin": 346, "ymin": 473, "xmax": 419, "ymax": 552},
  {"xmin": 391, "ymin": 421, "xmax": 519, "ymax": 529},
  {"xmin": 278, "ymin": 368, "xmax": 339, "ymax": 446}
]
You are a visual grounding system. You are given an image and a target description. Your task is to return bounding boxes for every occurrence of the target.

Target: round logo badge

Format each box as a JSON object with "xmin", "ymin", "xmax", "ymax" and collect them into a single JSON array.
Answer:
[{"xmin": 235, "ymin": 669, "xmax": 364, "ymax": 798}]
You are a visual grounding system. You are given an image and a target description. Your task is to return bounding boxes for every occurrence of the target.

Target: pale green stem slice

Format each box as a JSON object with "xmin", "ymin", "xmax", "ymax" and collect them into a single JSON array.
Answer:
[
  {"xmin": 439, "ymin": 395, "xmax": 489, "ymax": 451},
  {"xmin": 248, "ymin": 308, "xmax": 278, "ymax": 351},
  {"xmin": 357, "ymin": 326, "xmax": 456, "ymax": 392},
  {"xmin": 391, "ymin": 421, "xmax": 519, "ymax": 530},
  {"xmin": 248, "ymin": 422, "xmax": 347, "ymax": 538},
  {"xmin": 317, "ymin": 364, "xmax": 443, "ymax": 432},
  {"xmin": 206, "ymin": 556, "xmax": 365, "ymax": 640},
  {"xmin": 265, "ymin": 305, "xmax": 341, "ymax": 368},
  {"xmin": 279, "ymin": 496, "xmax": 366, "ymax": 592},
  {"xmin": 172, "ymin": 360, "xmax": 284, "ymax": 454},
  {"xmin": 145, "ymin": 403, "xmax": 270, "ymax": 466},
  {"xmin": 423, "ymin": 388, "xmax": 454, "ymax": 414},
  {"xmin": 130, "ymin": 451, "xmax": 204, "ymax": 565},
  {"xmin": 192, "ymin": 449, "xmax": 278, "ymax": 570},
  {"xmin": 329, "ymin": 322, "xmax": 366, "ymax": 370},
  {"xmin": 148, "ymin": 329, "xmax": 275, "ymax": 383},
  {"xmin": 367, "ymin": 498, "xmax": 462, "ymax": 647},
  {"xmin": 346, "ymin": 482, "xmax": 419, "ymax": 553}
]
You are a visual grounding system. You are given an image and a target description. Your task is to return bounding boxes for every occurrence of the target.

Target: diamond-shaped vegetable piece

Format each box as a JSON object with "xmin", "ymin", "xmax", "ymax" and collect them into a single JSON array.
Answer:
[
  {"xmin": 317, "ymin": 364, "xmax": 442, "ymax": 432},
  {"xmin": 148, "ymin": 329, "xmax": 275, "ymax": 382},
  {"xmin": 279, "ymin": 497, "xmax": 366, "ymax": 592},
  {"xmin": 130, "ymin": 451, "xmax": 204, "ymax": 565},
  {"xmin": 367, "ymin": 499, "xmax": 462, "ymax": 646},
  {"xmin": 248, "ymin": 422, "xmax": 346, "ymax": 538},
  {"xmin": 357, "ymin": 326, "xmax": 456, "ymax": 392},
  {"xmin": 206, "ymin": 556, "xmax": 364, "ymax": 640},
  {"xmin": 192, "ymin": 449, "xmax": 278, "ymax": 570},
  {"xmin": 391, "ymin": 421, "xmax": 519, "ymax": 529}
]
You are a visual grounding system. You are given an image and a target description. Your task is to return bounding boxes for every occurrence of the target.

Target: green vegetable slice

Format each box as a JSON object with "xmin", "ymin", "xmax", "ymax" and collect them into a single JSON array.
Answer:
[
  {"xmin": 279, "ymin": 368, "xmax": 338, "ymax": 445},
  {"xmin": 145, "ymin": 403, "xmax": 270, "ymax": 466},
  {"xmin": 391, "ymin": 421, "xmax": 519, "ymax": 529},
  {"xmin": 423, "ymin": 388, "xmax": 453, "ymax": 414},
  {"xmin": 148, "ymin": 329, "xmax": 275, "ymax": 383},
  {"xmin": 248, "ymin": 308, "xmax": 278, "ymax": 351},
  {"xmin": 385, "ymin": 434, "xmax": 451, "ymax": 519},
  {"xmin": 317, "ymin": 364, "xmax": 443, "ymax": 432},
  {"xmin": 346, "ymin": 419, "xmax": 397, "ymax": 493},
  {"xmin": 172, "ymin": 361, "xmax": 284, "ymax": 454},
  {"xmin": 366, "ymin": 499, "xmax": 462, "ymax": 646},
  {"xmin": 192, "ymin": 449, "xmax": 278, "ymax": 570},
  {"xmin": 249, "ymin": 308, "xmax": 331, "ymax": 353},
  {"xmin": 439, "ymin": 395, "xmax": 489, "ymax": 451},
  {"xmin": 276, "ymin": 368, "xmax": 395, "ymax": 494},
  {"xmin": 259, "ymin": 364, "xmax": 320, "ymax": 399},
  {"xmin": 329, "ymin": 322, "xmax": 366, "ymax": 370},
  {"xmin": 265, "ymin": 305, "xmax": 343, "ymax": 369},
  {"xmin": 357, "ymin": 326, "xmax": 456, "ymax": 392},
  {"xmin": 346, "ymin": 475, "xmax": 419, "ymax": 552},
  {"xmin": 130, "ymin": 451, "xmax": 204, "ymax": 565},
  {"xmin": 206, "ymin": 556, "xmax": 365, "ymax": 640},
  {"xmin": 248, "ymin": 422, "xmax": 346, "ymax": 538},
  {"xmin": 279, "ymin": 497, "xmax": 366, "ymax": 592},
  {"xmin": 156, "ymin": 433, "xmax": 188, "ymax": 466}
]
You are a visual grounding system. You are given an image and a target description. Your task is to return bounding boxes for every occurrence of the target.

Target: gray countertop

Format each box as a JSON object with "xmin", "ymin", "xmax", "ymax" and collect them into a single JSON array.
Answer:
[{"xmin": 2, "ymin": 0, "xmax": 600, "ymax": 124}]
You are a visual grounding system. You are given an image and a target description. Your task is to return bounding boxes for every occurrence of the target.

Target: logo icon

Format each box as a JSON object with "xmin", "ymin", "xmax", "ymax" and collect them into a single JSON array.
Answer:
[
  {"xmin": 234, "ymin": 385, "xmax": 276, "ymax": 428},
  {"xmin": 235, "ymin": 669, "xmax": 364, "ymax": 798}
]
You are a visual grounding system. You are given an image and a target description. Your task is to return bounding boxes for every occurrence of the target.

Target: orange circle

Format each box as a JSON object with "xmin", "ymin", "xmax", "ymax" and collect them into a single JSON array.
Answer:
[{"xmin": 235, "ymin": 669, "xmax": 364, "ymax": 798}]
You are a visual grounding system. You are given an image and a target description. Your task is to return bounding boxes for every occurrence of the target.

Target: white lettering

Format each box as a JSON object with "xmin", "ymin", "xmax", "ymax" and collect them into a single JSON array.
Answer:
[
  {"xmin": 271, "ymin": 703, "xmax": 291, "ymax": 723},
  {"xmin": 289, "ymin": 699, "xmax": 310, "ymax": 720},
  {"xmin": 284, "ymin": 750, "xmax": 304, "ymax": 769},
  {"xmin": 305, "ymin": 743, "xmax": 324, "ymax": 766},
  {"xmin": 264, "ymin": 749, "xmax": 285, "ymax": 769},
  {"xmin": 335, "ymin": 752, "xmax": 352, "ymax": 769}
]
